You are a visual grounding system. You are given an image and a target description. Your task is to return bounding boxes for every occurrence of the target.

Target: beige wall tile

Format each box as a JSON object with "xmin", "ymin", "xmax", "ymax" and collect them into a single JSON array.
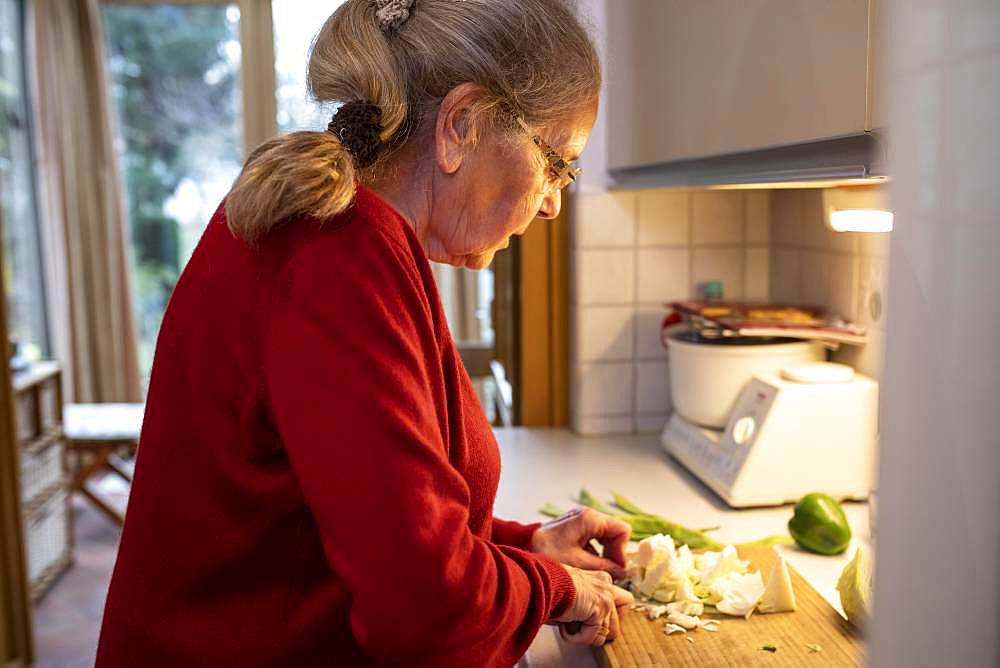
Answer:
[
  {"xmin": 745, "ymin": 190, "xmax": 771, "ymax": 244},
  {"xmin": 692, "ymin": 191, "xmax": 744, "ymax": 245},
  {"xmin": 827, "ymin": 253, "xmax": 860, "ymax": 322},
  {"xmin": 576, "ymin": 249, "xmax": 635, "ymax": 305},
  {"xmin": 859, "ymin": 230, "xmax": 892, "ymax": 257},
  {"xmin": 636, "ymin": 361, "xmax": 671, "ymax": 414},
  {"xmin": 771, "ymin": 189, "xmax": 871, "ymax": 252},
  {"xmin": 744, "ymin": 247, "xmax": 770, "ymax": 301},
  {"xmin": 692, "ymin": 247, "xmax": 745, "ymax": 300},
  {"xmin": 799, "ymin": 190, "xmax": 830, "ymax": 250},
  {"xmin": 771, "ymin": 190, "xmax": 803, "ymax": 247},
  {"xmin": 770, "ymin": 248, "xmax": 803, "ymax": 303},
  {"xmin": 635, "ymin": 413, "xmax": 671, "ymax": 434},
  {"xmin": 800, "ymin": 250, "xmax": 831, "ymax": 307},
  {"xmin": 575, "ymin": 306, "xmax": 635, "ymax": 362},
  {"xmin": 574, "ymin": 191, "xmax": 636, "ymax": 248},
  {"xmin": 857, "ymin": 256, "xmax": 890, "ymax": 328},
  {"xmin": 637, "ymin": 248, "xmax": 690, "ymax": 304},
  {"xmin": 571, "ymin": 414, "xmax": 635, "ymax": 436},
  {"xmin": 827, "ymin": 229, "xmax": 862, "ymax": 254},
  {"xmin": 636, "ymin": 306, "xmax": 670, "ymax": 360},
  {"xmin": 832, "ymin": 328, "xmax": 885, "ymax": 380},
  {"xmin": 637, "ymin": 190, "xmax": 690, "ymax": 246},
  {"xmin": 574, "ymin": 362, "xmax": 635, "ymax": 416}
]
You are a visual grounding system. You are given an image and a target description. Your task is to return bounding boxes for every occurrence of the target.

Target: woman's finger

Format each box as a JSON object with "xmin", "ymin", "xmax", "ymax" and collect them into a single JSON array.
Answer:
[
  {"xmin": 612, "ymin": 584, "xmax": 635, "ymax": 607},
  {"xmin": 565, "ymin": 603, "xmax": 607, "ymax": 646},
  {"xmin": 559, "ymin": 621, "xmax": 605, "ymax": 647},
  {"xmin": 590, "ymin": 602, "xmax": 614, "ymax": 647},
  {"xmin": 576, "ymin": 509, "xmax": 630, "ymax": 566},
  {"xmin": 570, "ymin": 549, "xmax": 626, "ymax": 579},
  {"xmin": 595, "ymin": 518, "xmax": 631, "ymax": 568},
  {"xmin": 607, "ymin": 606, "xmax": 621, "ymax": 642}
]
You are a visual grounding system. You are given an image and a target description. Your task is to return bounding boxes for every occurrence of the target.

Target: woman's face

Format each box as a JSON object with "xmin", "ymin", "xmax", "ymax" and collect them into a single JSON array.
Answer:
[{"xmin": 425, "ymin": 103, "xmax": 598, "ymax": 270}]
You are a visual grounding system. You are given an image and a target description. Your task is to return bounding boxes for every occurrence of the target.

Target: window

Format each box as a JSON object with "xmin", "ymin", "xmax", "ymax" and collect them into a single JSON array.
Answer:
[
  {"xmin": 272, "ymin": 1, "xmax": 344, "ymax": 133},
  {"xmin": 0, "ymin": 0, "xmax": 49, "ymax": 366},
  {"xmin": 102, "ymin": 3, "xmax": 243, "ymax": 384}
]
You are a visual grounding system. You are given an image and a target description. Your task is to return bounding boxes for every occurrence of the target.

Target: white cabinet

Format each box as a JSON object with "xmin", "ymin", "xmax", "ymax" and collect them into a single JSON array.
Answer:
[
  {"xmin": 607, "ymin": 0, "xmax": 872, "ymax": 170},
  {"xmin": 869, "ymin": 0, "xmax": 889, "ymax": 131}
]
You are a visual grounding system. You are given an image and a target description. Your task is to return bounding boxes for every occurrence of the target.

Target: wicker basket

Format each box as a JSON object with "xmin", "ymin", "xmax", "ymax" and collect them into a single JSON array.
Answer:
[
  {"xmin": 15, "ymin": 389, "xmax": 38, "ymax": 443},
  {"xmin": 25, "ymin": 487, "xmax": 72, "ymax": 601},
  {"xmin": 38, "ymin": 378, "xmax": 60, "ymax": 433},
  {"xmin": 20, "ymin": 437, "xmax": 64, "ymax": 506}
]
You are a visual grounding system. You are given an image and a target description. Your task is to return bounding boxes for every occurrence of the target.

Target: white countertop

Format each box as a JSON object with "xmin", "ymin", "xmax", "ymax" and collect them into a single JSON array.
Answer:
[{"xmin": 492, "ymin": 427, "xmax": 870, "ymax": 668}]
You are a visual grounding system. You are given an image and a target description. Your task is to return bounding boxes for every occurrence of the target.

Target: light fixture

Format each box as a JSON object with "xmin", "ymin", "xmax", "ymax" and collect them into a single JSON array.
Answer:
[
  {"xmin": 829, "ymin": 209, "xmax": 894, "ymax": 233},
  {"xmin": 709, "ymin": 176, "xmax": 889, "ymax": 191},
  {"xmin": 822, "ymin": 186, "xmax": 893, "ymax": 233}
]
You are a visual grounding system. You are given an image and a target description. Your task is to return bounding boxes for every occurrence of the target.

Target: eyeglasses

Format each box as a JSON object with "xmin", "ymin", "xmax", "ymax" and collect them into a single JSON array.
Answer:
[{"xmin": 515, "ymin": 116, "xmax": 582, "ymax": 190}]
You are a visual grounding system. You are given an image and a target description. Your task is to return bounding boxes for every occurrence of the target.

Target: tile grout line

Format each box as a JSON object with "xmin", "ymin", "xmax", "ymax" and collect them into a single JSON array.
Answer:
[
  {"xmin": 739, "ymin": 192, "xmax": 747, "ymax": 299},
  {"xmin": 687, "ymin": 193, "xmax": 695, "ymax": 301},
  {"xmin": 743, "ymin": 193, "xmax": 750, "ymax": 299},
  {"xmin": 632, "ymin": 192, "xmax": 640, "ymax": 432}
]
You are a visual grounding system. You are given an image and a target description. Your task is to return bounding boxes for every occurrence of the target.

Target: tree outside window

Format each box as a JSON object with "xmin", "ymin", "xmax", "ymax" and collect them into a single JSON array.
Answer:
[
  {"xmin": 0, "ymin": 0, "xmax": 49, "ymax": 368},
  {"xmin": 102, "ymin": 4, "xmax": 243, "ymax": 386}
]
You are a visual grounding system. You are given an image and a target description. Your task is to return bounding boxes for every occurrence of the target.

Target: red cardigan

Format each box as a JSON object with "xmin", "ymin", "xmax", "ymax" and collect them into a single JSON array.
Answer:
[{"xmin": 96, "ymin": 186, "xmax": 574, "ymax": 667}]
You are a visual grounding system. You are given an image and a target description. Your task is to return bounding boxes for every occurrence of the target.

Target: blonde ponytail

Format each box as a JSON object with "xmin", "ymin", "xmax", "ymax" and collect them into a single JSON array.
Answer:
[
  {"xmin": 225, "ymin": 1, "xmax": 411, "ymax": 242},
  {"xmin": 224, "ymin": 131, "xmax": 357, "ymax": 244}
]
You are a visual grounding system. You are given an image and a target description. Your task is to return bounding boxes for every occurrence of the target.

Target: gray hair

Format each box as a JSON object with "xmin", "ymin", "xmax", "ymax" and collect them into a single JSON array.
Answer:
[{"xmin": 225, "ymin": 0, "xmax": 600, "ymax": 243}]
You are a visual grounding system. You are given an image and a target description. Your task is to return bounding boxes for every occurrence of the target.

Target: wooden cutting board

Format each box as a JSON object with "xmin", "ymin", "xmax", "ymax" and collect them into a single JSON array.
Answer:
[{"xmin": 596, "ymin": 547, "xmax": 864, "ymax": 667}]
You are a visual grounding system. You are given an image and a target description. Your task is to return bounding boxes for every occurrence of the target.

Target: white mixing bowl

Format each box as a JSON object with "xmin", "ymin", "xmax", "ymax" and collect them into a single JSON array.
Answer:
[{"xmin": 666, "ymin": 328, "xmax": 826, "ymax": 429}]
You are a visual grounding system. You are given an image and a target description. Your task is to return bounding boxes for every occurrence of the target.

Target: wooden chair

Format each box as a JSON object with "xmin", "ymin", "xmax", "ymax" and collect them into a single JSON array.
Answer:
[
  {"xmin": 456, "ymin": 341, "xmax": 513, "ymax": 427},
  {"xmin": 62, "ymin": 403, "xmax": 144, "ymax": 526}
]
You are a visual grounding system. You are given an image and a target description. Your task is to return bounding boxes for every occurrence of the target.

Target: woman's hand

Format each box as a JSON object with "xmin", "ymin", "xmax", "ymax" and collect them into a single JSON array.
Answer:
[
  {"xmin": 532, "ymin": 507, "xmax": 631, "ymax": 579},
  {"xmin": 552, "ymin": 566, "xmax": 635, "ymax": 646}
]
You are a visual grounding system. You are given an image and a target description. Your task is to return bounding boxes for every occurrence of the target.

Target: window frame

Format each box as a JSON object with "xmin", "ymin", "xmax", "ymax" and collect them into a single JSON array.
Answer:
[
  {"xmin": 2, "ymin": 0, "xmax": 52, "ymax": 361},
  {"xmin": 100, "ymin": 0, "xmax": 277, "ymax": 156},
  {"xmin": 0, "ymin": 327, "xmax": 32, "ymax": 666},
  {"xmin": 0, "ymin": 0, "xmax": 40, "ymax": 659}
]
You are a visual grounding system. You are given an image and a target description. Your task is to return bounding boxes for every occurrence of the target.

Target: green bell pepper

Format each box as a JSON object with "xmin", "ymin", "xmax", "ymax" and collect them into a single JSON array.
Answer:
[{"xmin": 788, "ymin": 492, "xmax": 852, "ymax": 555}]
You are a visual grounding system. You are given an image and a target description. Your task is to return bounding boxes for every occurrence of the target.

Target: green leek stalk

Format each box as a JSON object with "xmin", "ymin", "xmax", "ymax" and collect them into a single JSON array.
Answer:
[{"xmin": 539, "ymin": 490, "xmax": 793, "ymax": 550}]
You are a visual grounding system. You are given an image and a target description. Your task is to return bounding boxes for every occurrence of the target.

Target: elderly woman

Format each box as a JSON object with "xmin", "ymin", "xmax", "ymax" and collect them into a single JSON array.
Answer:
[{"xmin": 96, "ymin": 0, "xmax": 633, "ymax": 665}]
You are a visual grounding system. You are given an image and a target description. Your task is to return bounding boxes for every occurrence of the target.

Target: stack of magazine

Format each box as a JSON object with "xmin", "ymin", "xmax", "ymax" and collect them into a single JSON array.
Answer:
[{"xmin": 666, "ymin": 300, "xmax": 868, "ymax": 346}]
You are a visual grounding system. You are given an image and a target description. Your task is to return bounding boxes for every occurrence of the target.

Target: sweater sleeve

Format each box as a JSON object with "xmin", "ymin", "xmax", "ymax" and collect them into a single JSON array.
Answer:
[
  {"xmin": 264, "ymin": 229, "xmax": 574, "ymax": 666},
  {"xmin": 491, "ymin": 518, "xmax": 541, "ymax": 552}
]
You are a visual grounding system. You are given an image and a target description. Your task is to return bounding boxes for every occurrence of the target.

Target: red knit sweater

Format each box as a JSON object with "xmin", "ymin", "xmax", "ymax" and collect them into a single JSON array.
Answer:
[{"xmin": 96, "ymin": 186, "xmax": 574, "ymax": 667}]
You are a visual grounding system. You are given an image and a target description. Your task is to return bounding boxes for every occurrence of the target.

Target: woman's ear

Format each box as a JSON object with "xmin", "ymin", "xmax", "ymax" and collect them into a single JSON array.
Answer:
[{"xmin": 435, "ymin": 82, "xmax": 485, "ymax": 175}]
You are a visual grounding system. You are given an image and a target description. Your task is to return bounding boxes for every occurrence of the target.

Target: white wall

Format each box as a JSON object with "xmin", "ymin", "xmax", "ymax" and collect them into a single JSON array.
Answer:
[{"xmin": 870, "ymin": 0, "xmax": 1000, "ymax": 664}]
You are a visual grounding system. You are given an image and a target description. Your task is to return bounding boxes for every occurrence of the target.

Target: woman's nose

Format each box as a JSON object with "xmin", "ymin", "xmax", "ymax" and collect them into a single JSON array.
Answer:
[{"xmin": 537, "ymin": 188, "xmax": 561, "ymax": 220}]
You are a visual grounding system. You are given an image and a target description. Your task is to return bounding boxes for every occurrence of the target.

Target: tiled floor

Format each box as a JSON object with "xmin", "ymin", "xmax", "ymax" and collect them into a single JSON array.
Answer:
[{"xmin": 32, "ymin": 485, "xmax": 124, "ymax": 667}]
